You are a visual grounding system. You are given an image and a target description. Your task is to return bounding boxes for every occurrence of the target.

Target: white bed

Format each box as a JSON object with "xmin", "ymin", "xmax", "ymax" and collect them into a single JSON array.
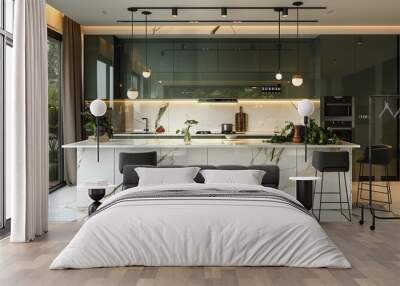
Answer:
[{"xmin": 50, "ymin": 183, "xmax": 350, "ymax": 269}]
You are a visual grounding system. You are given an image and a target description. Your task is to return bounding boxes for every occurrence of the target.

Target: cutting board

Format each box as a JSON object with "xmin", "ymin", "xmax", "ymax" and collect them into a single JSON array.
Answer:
[{"xmin": 235, "ymin": 106, "xmax": 248, "ymax": 132}]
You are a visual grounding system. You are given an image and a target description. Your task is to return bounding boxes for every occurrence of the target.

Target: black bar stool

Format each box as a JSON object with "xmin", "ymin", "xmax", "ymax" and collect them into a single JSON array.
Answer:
[
  {"xmin": 312, "ymin": 151, "xmax": 351, "ymax": 222},
  {"xmin": 356, "ymin": 145, "xmax": 393, "ymax": 211}
]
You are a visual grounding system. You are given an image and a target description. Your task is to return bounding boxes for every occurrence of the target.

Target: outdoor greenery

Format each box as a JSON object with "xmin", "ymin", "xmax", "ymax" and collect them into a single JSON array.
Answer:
[
  {"xmin": 48, "ymin": 39, "xmax": 61, "ymax": 184},
  {"xmin": 269, "ymin": 119, "xmax": 340, "ymax": 145}
]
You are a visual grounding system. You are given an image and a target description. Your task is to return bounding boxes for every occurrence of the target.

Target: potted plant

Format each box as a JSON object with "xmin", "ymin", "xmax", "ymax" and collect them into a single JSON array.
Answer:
[
  {"xmin": 176, "ymin": 119, "xmax": 199, "ymax": 144},
  {"xmin": 82, "ymin": 110, "xmax": 113, "ymax": 142},
  {"xmin": 269, "ymin": 119, "xmax": 340, "ymax": 145}
]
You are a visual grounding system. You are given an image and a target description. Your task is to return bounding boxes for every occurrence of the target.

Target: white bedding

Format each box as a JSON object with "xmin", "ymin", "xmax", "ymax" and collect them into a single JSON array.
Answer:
[{"xmin": 50, "ymin": 183, "xmax": 351, "ymax": 269}]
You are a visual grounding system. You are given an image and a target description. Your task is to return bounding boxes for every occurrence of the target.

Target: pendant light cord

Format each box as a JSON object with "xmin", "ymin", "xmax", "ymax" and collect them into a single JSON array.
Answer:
[
  {"xmin": 296, "ymin": 7, "xmax": 300, "ymax": 73},
  {"xmin": 131, "ymin": 10, "xmax": 134, "ymax": 41},
  {"xmin": 278, "ymin": 11, "xmax": 281, "ymax": 71},
  {"xmin": 145, "ymin": 13, "xmax": 148, "ymax": 68},
  {"xmin": 131, "ymin": 10, "xmax": 134, "ymax": 72}
]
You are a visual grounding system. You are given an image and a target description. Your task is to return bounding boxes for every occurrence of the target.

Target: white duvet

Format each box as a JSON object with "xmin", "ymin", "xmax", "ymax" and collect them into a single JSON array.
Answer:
[{"xmin": 50, "ymin": 183, "xmax": 351, "ymax": 269}]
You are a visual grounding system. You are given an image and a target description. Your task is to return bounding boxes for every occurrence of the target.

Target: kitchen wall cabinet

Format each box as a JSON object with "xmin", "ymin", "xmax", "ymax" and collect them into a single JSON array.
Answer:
[{"xmin": 84, "ymin": 37, "xmax": 318, "ymax": 100}]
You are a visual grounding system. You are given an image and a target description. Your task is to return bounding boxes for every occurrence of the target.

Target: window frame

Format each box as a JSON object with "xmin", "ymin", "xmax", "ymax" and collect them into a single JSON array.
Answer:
[
  {"xmin": 0, "ymin": 0, "xmax": 13, "ymax": 230},
  {"xmin": 47, "ymin": 28, "xmax": 65, "ymax": 193}
]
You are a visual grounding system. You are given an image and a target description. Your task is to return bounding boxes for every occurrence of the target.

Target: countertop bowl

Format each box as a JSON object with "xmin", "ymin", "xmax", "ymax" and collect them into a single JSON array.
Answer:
[{"xmin": 225, "ymin": 134, "xmax": 238, "ymax": 140}]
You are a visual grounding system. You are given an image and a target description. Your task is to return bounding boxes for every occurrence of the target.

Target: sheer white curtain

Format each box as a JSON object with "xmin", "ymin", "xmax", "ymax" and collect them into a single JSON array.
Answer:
[{"xmin": 8, "ymin": 0, "xmax": 49, "ymax": 242}]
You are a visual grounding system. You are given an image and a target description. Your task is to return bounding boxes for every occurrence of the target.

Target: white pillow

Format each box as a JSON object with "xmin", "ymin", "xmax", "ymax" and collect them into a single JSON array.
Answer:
[
  {"xmin": 200, "ymin": 169, "xmax": 266, "ymax": 185},
  {"xmin": 135, "ymin": 167, "xmax": 201, "ymax": 186}
]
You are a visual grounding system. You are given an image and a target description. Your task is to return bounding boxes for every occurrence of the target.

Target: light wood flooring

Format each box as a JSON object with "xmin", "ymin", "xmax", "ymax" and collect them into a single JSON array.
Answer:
[
  {"xmin": 0, "ymin": 182, "xmax": 399, "ymax": 286},
  {"xmin": 0, "ymin": 219, "xmax": 399, "ymax": 286}
]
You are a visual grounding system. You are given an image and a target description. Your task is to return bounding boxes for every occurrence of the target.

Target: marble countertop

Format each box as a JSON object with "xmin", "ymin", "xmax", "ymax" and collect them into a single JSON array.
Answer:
[
  {"xmin": 113, "ymin": 131, "xmax": 275, "ymax": 138},
  {"xmin": 63, "ymin": 138, "xmax": 360, "ymax": 149}
]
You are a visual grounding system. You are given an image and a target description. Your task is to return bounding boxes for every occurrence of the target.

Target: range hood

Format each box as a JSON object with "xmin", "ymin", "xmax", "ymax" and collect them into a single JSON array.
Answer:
[{"xmin": 197, "ymin": 98, "xmax": 238, "ymax": 103}]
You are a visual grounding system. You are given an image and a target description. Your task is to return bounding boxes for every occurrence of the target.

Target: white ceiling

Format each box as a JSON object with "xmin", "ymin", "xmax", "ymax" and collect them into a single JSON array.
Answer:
[
  {"xmin": 47, "ymin": 0, "xmax": 400, "ymax": 25},
  {"xmin": 47, "ymin": 0, "xmax": 400, "ymax": 36}
]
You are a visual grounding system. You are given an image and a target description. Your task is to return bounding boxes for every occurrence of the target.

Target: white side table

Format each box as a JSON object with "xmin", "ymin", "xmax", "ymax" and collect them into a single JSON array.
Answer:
[
  {"xmin": 81, "ymin": 182, "xmax": 116, "ymax": 215},
  {"xmin": 289, "ymin": 177, "xmax": 320, "ymax": 210}
]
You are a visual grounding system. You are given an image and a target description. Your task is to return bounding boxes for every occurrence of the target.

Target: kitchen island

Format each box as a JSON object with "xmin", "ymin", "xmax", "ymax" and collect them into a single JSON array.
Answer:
[
  {"xmin": 64, "ymin": 138, "xmax": 359, "ymax": 213},
  {"xmin": 113, "ymin": 131, "xmax": 275, "ymax": 139}
]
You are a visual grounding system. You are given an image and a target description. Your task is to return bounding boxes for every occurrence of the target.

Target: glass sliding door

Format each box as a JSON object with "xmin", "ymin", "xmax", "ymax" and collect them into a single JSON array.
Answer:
[
  {"xmin": 1, "ymin": 0, "xmax": 14, "ymax": 231},
  {"xmin": 0, "ymin": 32, "xmax": 3, "ymax": 230},
  {"xmin": 47, "ymin": 30, "xmax": 64, "ymax": 190}
]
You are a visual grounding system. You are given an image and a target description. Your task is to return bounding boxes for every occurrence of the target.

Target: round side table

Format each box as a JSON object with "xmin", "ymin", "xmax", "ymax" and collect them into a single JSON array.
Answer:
[
  {"xmin": 83, "ymin": 183, "xmax": 116, "ymax": 215},
  {"xmin": 289, "ymin": 177, "xmax": 320, "ymax": 210}
]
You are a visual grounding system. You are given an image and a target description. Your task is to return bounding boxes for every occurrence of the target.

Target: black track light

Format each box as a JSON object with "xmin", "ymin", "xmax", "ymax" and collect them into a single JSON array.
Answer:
[
  {"xmin": 172, "ymin": 7, "xmax": 178, "ymax": 17},
  {"xmin": 282, "ymin": 8, "xmax": 289, "ymax": 17},
  {"xmin": 221, "ymin": 7, "xmax": 228, "ymax": 17}
]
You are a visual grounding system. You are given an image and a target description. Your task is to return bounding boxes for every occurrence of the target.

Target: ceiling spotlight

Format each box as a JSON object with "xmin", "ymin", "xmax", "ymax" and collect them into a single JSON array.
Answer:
[
  {"xmin": 172, "ymin": 7, "xmax": 178, "ymax": 17},
  {"xmin": 282, "ymin": 8, "xmax": 289, "ymax": 17},
  {"xmin": 221, "ymin": 7, "xmax": 228, "ymax": 17}
]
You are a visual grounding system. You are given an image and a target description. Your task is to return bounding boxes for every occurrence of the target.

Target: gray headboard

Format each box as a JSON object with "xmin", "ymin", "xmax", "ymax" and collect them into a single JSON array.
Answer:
[{"xmin": 122, "ymin": 165, "xmax": 280, "ymax": 190}]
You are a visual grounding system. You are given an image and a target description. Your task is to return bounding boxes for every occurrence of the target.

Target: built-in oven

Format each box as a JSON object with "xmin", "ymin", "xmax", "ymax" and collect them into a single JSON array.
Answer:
[{"xmin": 322, "ymin": 96, "xmax": 355, "ymax": 142}]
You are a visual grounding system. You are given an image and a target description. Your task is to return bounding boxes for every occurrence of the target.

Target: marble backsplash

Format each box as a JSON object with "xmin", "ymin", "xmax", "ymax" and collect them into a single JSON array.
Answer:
[{"xmin": 110, "ymin": 100, "xmax": 320, "ymax": 134}]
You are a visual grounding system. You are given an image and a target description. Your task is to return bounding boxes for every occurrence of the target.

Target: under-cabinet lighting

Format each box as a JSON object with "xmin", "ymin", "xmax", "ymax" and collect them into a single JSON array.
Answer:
[{"xmin": 84, "ymin": 99, "xmax": 320, "ymax": 105}]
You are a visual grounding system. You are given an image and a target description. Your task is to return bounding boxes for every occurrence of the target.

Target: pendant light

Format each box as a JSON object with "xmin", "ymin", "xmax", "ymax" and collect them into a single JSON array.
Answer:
[
  {"xmin": 292, "ymin": 2, "xmax": 303, "ymax": 87},
  {"xmin": 142, "ymin": 11, "xmax": 152, "ymax": 78},
  {"xmin": 127, "ymin": 7, "xmax": 139, "ymax": 99},
  {"xmin": 275, "ymin": 8, "xmax": 283, "ymax": 81}
]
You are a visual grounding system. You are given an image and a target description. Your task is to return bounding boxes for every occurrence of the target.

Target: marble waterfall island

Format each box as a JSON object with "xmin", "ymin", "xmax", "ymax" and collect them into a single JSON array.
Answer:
[{"xmin": 63, "ymin": 138, "xmax": 359, "ymax": 218}]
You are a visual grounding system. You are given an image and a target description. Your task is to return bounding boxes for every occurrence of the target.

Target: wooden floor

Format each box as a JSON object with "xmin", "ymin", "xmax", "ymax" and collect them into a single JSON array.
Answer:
[{"xmin": 0, "ymin": 217, "xmax": 399, "ymax": 286}]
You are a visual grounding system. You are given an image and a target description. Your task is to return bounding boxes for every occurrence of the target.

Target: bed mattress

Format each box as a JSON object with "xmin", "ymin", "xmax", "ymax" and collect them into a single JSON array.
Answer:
[{"xmin": 50, "ymin": 183, "xmax": 350, "ymax": 269}]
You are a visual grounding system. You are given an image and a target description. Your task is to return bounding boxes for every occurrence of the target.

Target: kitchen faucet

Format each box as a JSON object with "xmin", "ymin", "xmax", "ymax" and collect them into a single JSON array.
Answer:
[{"xmin": 142, "ymin": 117, "xmax": 149, "ymax": 132}]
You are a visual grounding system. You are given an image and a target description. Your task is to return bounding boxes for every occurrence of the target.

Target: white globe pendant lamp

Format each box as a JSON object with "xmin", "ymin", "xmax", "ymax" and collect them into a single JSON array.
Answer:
[
  {"xmin": 127, "ymin": 88, "xmax": 139, "ymax": 99},
  {"xmin": 292, "ymin": 2, "xmax": 303, "ymax": 87},
  {"xmin": 292, "ymin": 74, "xmax": 304, "ymax": 87},
  {"xmin": 274, "ymin": 8, "xmax": 283, "ymax": 81},
  {"xmin": 142, "ymin": 69, "xmax": 151, "ymax": 78},
  {"xmin": 127, "ymin": 8, "xmax": 139, "ymax": 99},
  {"xmin": 142, "ymin": 11, "xmax": 152, "ymax": 79},
  {"xmin": 275, "ymin": 72, "xmax": 283, "ymax": 81}
]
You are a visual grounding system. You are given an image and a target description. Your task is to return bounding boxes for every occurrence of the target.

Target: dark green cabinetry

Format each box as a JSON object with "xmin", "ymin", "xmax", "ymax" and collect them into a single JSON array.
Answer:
[
  {"xmin": 84, "ymin": 37, "xmax": 317, "ymax": 100},
  {"xmin": 318, "ymin": 35, "xmax": 399, "ymax": 178}
]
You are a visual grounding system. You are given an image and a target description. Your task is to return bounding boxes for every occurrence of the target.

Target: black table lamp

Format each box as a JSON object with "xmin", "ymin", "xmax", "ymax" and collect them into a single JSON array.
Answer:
[
  {"xmin": 297, "ymin": 99, "xmax": 315, "ymax": 162},
  {"xmin": 89, "ymin": 99, "xmax": 107, "ymax": 162}
]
